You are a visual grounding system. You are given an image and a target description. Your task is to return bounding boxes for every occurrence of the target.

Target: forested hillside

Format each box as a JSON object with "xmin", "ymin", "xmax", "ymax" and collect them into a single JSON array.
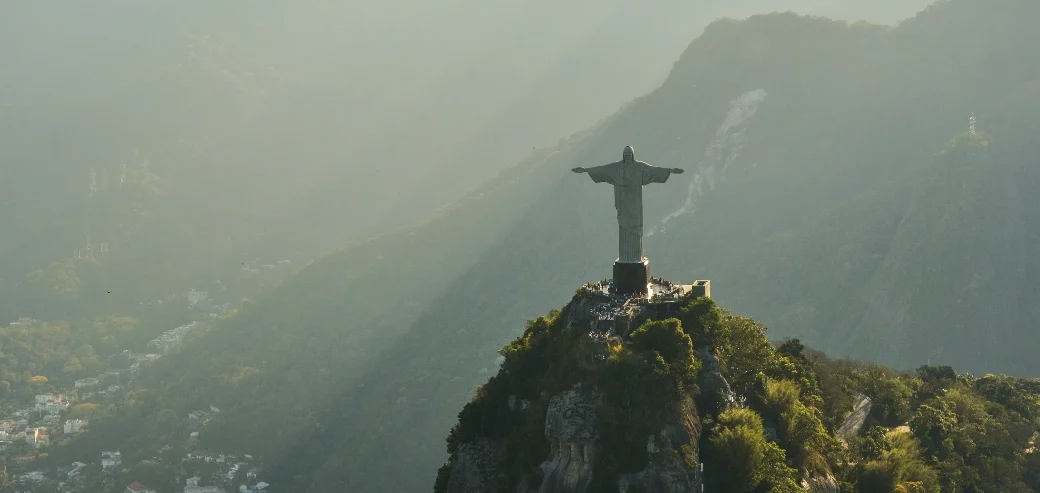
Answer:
[{"xmin": 437, "ymin": 293, "xmax": 1040, "ymax": 493}]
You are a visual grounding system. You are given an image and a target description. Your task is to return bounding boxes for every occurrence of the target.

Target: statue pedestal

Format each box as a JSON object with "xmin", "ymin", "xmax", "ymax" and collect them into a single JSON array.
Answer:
[{"xmin": 613, "ymin": 258, "xmax": 650, "ymax": 295}]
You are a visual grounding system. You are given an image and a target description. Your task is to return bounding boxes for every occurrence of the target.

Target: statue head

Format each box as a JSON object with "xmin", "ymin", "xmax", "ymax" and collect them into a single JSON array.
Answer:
[{"xmin": 622, "ymin": 146, "xmax": 635, "ymax": 163}]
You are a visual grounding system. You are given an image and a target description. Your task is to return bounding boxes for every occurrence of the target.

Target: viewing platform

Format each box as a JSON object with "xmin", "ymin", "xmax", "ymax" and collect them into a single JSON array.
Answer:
[
  {"xmin": 579, "ymin": 277, "xmax": 711, "ymax": 338},
  {"xmin": 582, "ymin": 278, "xmax": 710, "ymax": 304}
]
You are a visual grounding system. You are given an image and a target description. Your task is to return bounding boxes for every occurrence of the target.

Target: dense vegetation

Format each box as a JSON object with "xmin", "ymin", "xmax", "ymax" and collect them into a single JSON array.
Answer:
[
  {"xmin": 0, "ymin": 317, "xmax": 143, "ymax": 399},
  {"xmin": 435, "ymin": 296, "xmax": 704, "ymax": 492},
  {"xmin": 35, "ymin": 1, "xmax": 1040, "ymax": 491},
  {"xmin": 438, "ymin": 294, "xmax": 1040, "ymax": 492}
]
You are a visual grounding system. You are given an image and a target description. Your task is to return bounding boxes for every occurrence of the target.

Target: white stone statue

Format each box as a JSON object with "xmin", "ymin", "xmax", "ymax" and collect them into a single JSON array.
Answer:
[{"xmin": 573, "ymin": 146, "xmax": 684, "ymax": 262}]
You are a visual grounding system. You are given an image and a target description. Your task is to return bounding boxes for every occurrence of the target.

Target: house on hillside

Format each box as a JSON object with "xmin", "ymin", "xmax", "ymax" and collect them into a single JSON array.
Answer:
[
  {"xmin": 34, "ymin": 394, "xmax": 68, "ymax": 414},
  {"xmin": 67, "ymin": 461, "xmax": 87, "ymax": 478},
  {"xmin": 188, "ymin": 409, "xmax": 214, "ymax": 428},
  {"xmin": 102, "ymin": 450, "xmax": 122, "ymax": 469},
  {"xmin": 16, "ymin": 470, "xmax": 45, "ymax": 483},
  {"xmin": 149, "ymin": 321, "xmax": 202, "ymax": 352},
  {"xmin": 24, "ymin": 427, "xmax": 48, "ymax": 448},
  {"xmin": 41, "ymin": 413, "xmax": 59, "ymax": 427},
  {"xmin": 187, "ymin": 289, "xmax": 209, "ymax": 306},
  {"xmin": 64, "ymin": 419, "xmax": 87, "ymax": 434},
  {"xmin": 238, "ymin": 482, "xmax": 269, "ymax": 492},
  {"xmin": 126, "ymin": 481, "xmax": 156, "ymax": 493},
  {"xmin": 74, "ymin": 377, "xmax": 100, "ymax": 388},
  {"xmin": 185, "ymin": 485, "xmax": 225, "ymax": 493}
]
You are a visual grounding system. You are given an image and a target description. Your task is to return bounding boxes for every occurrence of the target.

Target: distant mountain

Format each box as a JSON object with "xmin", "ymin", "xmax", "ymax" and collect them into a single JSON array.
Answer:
[
  {"xmin": 0, "ymin": 0, "xmax": 930, "ymax": 322},
  {"xmin": 42, "ymin": 0, "xmax": 1040, "ymax": 491},
  {"xmin": 847, "ymin": 132, "xmax": 1040, "ymax": 372}
]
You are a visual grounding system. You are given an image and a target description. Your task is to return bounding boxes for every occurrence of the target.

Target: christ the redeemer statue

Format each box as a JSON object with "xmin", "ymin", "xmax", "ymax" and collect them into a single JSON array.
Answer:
[{"xmin": 573, "ymin": 146, "xmax": 683, "ymax": 294}]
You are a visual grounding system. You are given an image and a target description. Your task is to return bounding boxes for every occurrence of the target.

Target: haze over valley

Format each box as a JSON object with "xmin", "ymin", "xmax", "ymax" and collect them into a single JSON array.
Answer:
[{"xmin": 6, "ymin": 1, "xmax": 1040, "ymax": 493}]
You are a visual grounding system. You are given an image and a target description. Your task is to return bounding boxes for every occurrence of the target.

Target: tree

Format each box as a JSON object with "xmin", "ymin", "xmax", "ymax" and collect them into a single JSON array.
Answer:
[
  {"xmin": 708, "ymin": 408, "xmax": 799, "ymax": 493},
  {"xmin": 857, "ymin": 433, "xmax": 939, "ymax": 493},
  {"xmin": 862, "ymin": 426, "xmax": 891, "ymax": 460},
  {"xmin": 128, "ymin": 460, "xmax": 175, "ymax": 491},
  {"xmin": 863, "ymin": 374, "xmax": 914, "ymax": 427},
  {"xmin": 628, "ymin": 318, "xmax": 700, "ymax": 387},
  {"xmin": 69, "ymin": 403, "xmax": 100, "ymax": 418},
  {"xmin": 678, "ymin": 297, "xmax": 726, "ymax": 348},
  {"xmin": 909, "ymin": 404, "xmax": 958, "ymax": 459},
  {"xmin": 0, "ymin": 460, "xmax": 12, "ymax": 493},
  {"xmin": 64, "ymin": 357, "xmax": 84, "ymax": 374},
  {"xmin": 777, "ymin": 339, "xmax": 807, "ymax": 361},
  {"xmin": 717, "ymin": 316, "xmax": 777, "ymax": 395}
]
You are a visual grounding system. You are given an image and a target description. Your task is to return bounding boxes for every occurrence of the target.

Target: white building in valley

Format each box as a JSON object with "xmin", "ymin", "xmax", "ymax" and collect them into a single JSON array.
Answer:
[
  {"xmin": 74, "ymin": 377, "xmax": 100, "ymax": 388},
  {"xmin": 64, "ymin": 419, "xmax": 87, "ymax": 434},
  {"xmin": 34, "ymin": 394, "xmax": 68, "ymax": 414}
]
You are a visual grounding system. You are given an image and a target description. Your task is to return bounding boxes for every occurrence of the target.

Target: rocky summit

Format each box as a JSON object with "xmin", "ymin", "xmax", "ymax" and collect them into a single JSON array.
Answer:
[{"xmin": 436, "ymin": 283, "xmax": 707, "ymax": 493}]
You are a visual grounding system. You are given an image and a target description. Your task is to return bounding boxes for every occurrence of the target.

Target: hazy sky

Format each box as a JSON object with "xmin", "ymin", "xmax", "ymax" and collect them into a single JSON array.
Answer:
[{"xmin": 0, "ymin": 0, "xmax": 933, "ymax": 294}]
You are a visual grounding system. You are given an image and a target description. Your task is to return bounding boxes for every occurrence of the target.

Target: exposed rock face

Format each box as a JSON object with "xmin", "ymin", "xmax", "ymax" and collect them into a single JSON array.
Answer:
[
  {"xmin": 802, "ymin": 473, "xmax": 840, "ymax": 493},
  {"xmin": 538, "ymin": 385, "xmax": 599, "ymax": 493},
  {"xmin": 563, "ymin": 296, "xmax": 602, "ymax": 330},
  {"xmin": 617, "ymin": 426, "xmax": 700, "ymax": 493},
  {"xmin": 836, "ymin": 393, "xmax": 872, "ymax": 443},
  {"xmin": 445, "ymin": 439, "xmax": 506, "ymax": 493},
  {"xmin": 697, "ymin": 346, "xmax": 734, "ymax": 408}
]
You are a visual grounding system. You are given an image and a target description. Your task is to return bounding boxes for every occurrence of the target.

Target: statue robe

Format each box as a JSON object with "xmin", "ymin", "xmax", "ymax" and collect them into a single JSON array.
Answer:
[{"xmin": 583, "ymin": 160, "xmax": 675, "ymax": 262}]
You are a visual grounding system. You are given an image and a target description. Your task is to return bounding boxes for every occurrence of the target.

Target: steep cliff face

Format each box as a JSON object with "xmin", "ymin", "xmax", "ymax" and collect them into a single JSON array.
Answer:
[
  {"xmin": 697, "ymin": 346, "xmax": 735, "ymax": 409},
  {"xmin": 538, "ymin": 386, "xmax": 599, "ymax": 492},
  {"xmin": 615, "ymin": 397, "xmax": 701, "ymax": 493},
  {"xmin": 445, "ymin": 440, "xmax": 507, "ymax": 493},
  {"xmin": 442, "ymin": 385, "xmax": 702, "ymax": 493}
]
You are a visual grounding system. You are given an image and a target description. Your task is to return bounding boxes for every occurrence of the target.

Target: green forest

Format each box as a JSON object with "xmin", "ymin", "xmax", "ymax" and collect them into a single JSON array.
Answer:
[
  {"xmin": 438, "ymin": 293, "xmax": 1040, "ymax": 492},
  {"xmin": 0, "ymin": 317, "xmax": 143, "ymax": 399}
]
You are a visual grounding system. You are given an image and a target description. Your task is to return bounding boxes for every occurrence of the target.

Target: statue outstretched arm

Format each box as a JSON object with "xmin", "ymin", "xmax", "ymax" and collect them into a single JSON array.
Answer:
[
  {"xmin": 641, "ymin": 163, "xmax": 683, "ymax": 184},
  {"xmin": 575, "ymin": 162, "xmax": 619, "ymax": 184}
]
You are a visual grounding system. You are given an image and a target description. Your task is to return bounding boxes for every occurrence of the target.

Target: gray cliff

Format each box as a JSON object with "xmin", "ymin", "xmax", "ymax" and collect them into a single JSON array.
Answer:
[{"xmin": 538, "ymin": 385, "xmax": 599, "ymax": 492}]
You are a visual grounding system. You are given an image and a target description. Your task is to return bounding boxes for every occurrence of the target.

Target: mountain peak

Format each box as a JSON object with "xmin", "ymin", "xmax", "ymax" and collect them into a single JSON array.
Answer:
[{"xmin": 435, "ymin": 282, "xmax": 713, "ymax": 493}]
